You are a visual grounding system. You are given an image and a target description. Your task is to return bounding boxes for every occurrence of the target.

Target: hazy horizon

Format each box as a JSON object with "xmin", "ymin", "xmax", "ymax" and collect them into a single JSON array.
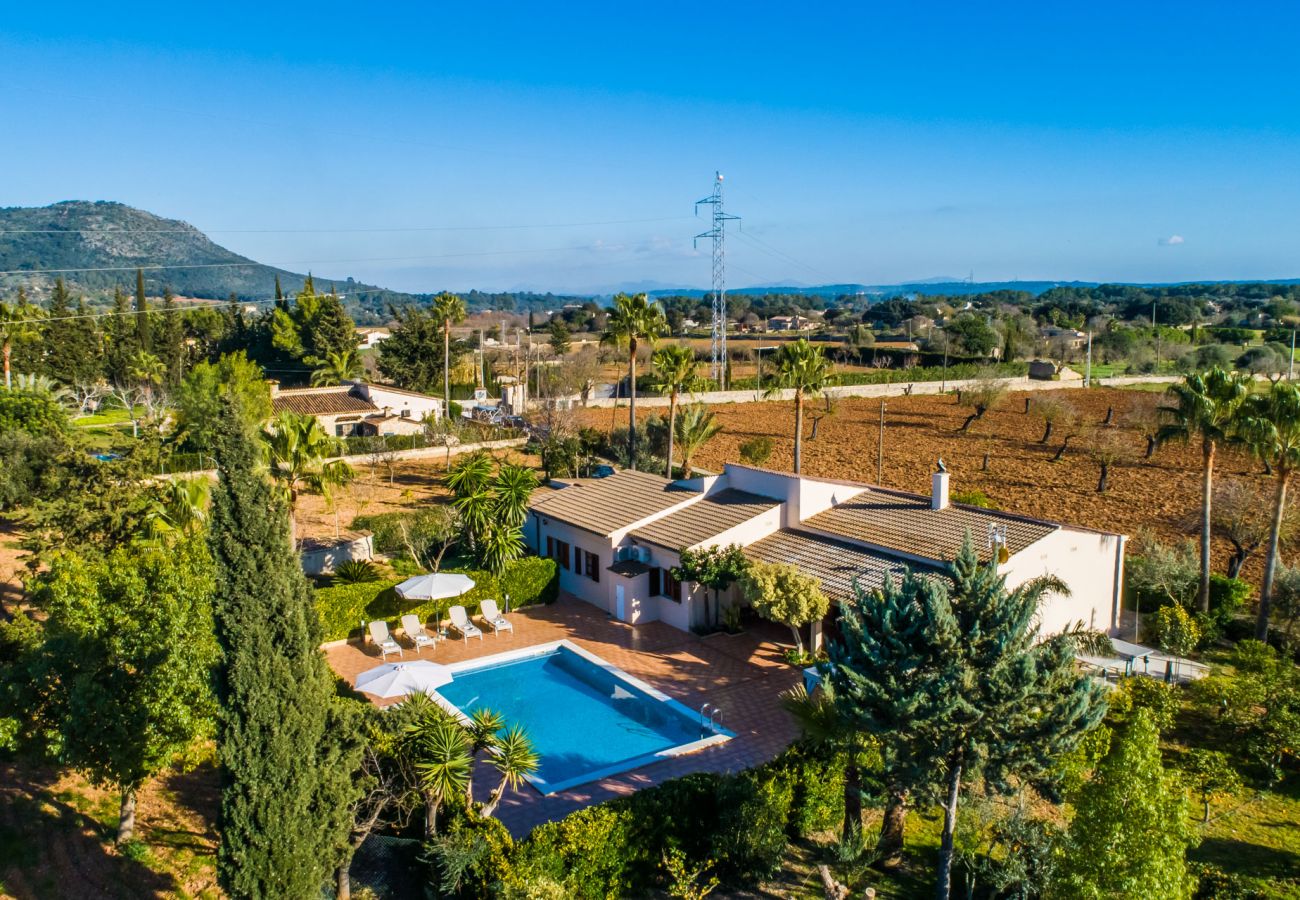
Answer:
[{"xmin": 4, "ymin": 2, "xmax": 1299, "ymax": 295}]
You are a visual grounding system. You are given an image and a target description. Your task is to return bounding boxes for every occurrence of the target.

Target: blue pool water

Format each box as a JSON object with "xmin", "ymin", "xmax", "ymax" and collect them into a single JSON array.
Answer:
[{"xmin": 437, "ymin": 644, "xmax": 722, "ymax": 793}]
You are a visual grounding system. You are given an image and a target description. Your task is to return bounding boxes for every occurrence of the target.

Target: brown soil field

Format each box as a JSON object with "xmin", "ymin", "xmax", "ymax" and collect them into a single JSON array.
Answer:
[
  {"xmin": 294, "ymin": 448, "xmax": 535, "ymax": 544},
  {"xmin": 577, "ymin": 386, "xmax": 1291, "ymax": 589}
]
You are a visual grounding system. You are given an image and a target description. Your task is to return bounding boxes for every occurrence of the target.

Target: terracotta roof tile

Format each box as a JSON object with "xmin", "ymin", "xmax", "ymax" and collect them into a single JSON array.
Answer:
[
  {"xmin": 631, "ymin": 489, "xmax": 781, "ymax": 550},
  {"xmin": 744, "ymin": 528, "xmax": 943, "ymax": 605},
  {"xmin": 528, "ymin": 469, "xmax": 696, "ymax": 536},
  {"xmin": 803, "ymin": 487, "xmax": 1057, "ymax": 563},
  {"xmin": 272, "ymin": 389, "xmax": 376, "ymax": 416}
]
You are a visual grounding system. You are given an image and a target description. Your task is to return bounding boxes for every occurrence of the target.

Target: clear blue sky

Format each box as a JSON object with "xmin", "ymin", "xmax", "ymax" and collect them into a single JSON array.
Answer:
[{"xmin": 3, "ymin": 1, "xmax": 1298, "ymax": 293}]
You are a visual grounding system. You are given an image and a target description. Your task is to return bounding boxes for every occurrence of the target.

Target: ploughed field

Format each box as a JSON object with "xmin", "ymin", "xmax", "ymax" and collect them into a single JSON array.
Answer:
[{"xmin": 577, "ymin": 387, "xmax": 1284, "ymax": 585}]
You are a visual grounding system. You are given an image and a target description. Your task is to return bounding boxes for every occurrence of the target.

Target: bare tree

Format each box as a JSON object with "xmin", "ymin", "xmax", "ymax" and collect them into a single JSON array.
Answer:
[
  {"xmin": 1207, "ymin": 479, "xmax": 1297, "ymax": 579},
  {"xmin": 1085, "ymin": 426, "xmax": 1129, "ymax": 492},
  {"xmin": 108, "ymin": 382, "xmax": 146, "ymax": 438},
  {"xmin": 70, "ymin": 379, "xmax": 106, "ymax": 417},
  {"xmin": 1050, "ymin": 400, "xmax": 1082, "ymax": 462},
  {"xmin": 1122, "ymin": 393, "xmax": 1163, "ymax": 459},
  {"xmin": 1034, "ymin": 395, "xmax": 1069, "ymax": 444},
  {"xmin": 957, "ymin": 373, "xmax": 1008, "ymax": 432}
]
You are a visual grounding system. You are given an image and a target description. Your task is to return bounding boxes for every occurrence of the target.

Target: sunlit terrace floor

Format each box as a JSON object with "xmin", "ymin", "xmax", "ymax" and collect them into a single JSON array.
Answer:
[{"xmin": 323, "ymin": 592, "xmax": 802, "ymax": 836}]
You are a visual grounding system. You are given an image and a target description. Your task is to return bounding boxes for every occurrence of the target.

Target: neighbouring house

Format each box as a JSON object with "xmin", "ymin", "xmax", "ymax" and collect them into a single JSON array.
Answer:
[
  {"xmin": 526, "ymin": 463, "xmax": 1125, "ymax": 642},
  {"xmin": 356, "ymin": 327, "xmax": 392, "ymax": 349},
  {"xmin": 767, "ymin": 314, "xmax": 816, "ymax": 332},
  {"xmin": 270, "ymin": 381, "xmax": 443, "ymax": 437},
  {"xmin": 1041, "ymin": 326, "xmax": 1088, "ymax": 350}
]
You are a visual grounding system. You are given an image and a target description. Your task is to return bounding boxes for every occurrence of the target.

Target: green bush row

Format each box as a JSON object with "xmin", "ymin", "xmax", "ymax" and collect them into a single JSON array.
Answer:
[
  {"xmin": 313, "ymin": 557, "xmax": 558, "ymax": 643},
  {"xmin": 427, "ymin": 743, "xmax": 844, "ymax": 898}
]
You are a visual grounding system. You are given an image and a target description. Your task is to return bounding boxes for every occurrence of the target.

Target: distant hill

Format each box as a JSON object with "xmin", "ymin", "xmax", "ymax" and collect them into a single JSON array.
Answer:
[{"xmin": 0, "ymin": 201, "xmax": 415, "ymax": 314}]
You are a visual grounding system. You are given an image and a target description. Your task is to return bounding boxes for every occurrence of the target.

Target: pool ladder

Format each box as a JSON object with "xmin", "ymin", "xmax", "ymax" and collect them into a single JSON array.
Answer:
[{"xmin": 700, "ymin": 703, "xmax": 724, "ymax": 735}]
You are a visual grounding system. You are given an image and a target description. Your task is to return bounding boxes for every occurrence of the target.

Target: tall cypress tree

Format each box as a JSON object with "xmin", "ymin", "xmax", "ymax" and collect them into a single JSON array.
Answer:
[
  {"xmin": 207, "ymin": 398, "xmax": 362, "ymax": 898},
  {"xmin": 158, "ymin": 287, "xmax": 186, "ymax": 387},
  {"xmin": 104, "ymin": 286, "xmax": 134, "ymax": 384},
  {"xmin": 825, "ymin": 539, "xmax": 1107, "ymax": 900},
  {"xmin": 135, "ymin": 268, "xmax": 152, "ymax": 354}
]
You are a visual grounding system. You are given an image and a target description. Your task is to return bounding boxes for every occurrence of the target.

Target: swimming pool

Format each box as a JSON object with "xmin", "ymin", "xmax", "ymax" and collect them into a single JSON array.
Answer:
[{"xmin": 433, "ymin": 640, "xmax": 732, "ymax": 794}]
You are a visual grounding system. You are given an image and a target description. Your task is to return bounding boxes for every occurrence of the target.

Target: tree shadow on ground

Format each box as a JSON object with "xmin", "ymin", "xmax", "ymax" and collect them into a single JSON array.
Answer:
[
  {"xmin": 0, "ymin": 766, "xmax": 180, "ymax": 900},
  {"xmin": 1192, "ymin": 836, "xmax": 1300, "ymax": 883}
]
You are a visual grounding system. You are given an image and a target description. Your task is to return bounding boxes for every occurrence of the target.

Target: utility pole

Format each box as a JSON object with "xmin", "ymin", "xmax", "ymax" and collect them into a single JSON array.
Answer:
[
  {"xmin": 695, "ymin": 172, "xmax": 741, "ymax": 389},
  {"xmin": 1085, "ymin": 330, "xmax": 1093, "ymax": 387},
  {"xmin": 877, "ymin": 400, "xmax": 886, "ymax": 484},
  {"xmin": 1291, "ymin": 328, "xmax": 1296, "ymax": 381},
  {"xmin": 1153, "ymin": 301, "xmax": 1160, "ymax": 371}
]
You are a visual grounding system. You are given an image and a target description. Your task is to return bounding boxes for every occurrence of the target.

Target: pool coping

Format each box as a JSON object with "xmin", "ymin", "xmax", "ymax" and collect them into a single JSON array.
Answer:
[{"xmin": 424, "ymin": 638, "xmax": 735, "ymax": 795}]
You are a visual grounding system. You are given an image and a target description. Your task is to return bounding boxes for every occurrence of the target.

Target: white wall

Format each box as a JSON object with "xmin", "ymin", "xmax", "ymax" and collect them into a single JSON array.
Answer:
[
  {"xmin": 363, "ymin": 385, "xmax": 443, "ymax": 421},
  {"xmin": 526, "ymin": 517, "xmax": 611, "ymax": 613},
  {"xmin": 1000, "ymin": 527, "xmax": 1125, "ymax": 636}
]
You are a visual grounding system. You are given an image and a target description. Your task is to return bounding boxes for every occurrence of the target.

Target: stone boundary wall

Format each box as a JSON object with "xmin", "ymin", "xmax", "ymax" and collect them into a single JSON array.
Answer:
[{"xmin": 567, "ymin": 374, "xmax": 1181, "ymax": 410}]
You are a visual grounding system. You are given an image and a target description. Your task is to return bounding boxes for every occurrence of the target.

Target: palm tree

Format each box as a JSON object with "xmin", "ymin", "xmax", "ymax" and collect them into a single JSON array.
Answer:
[
  {"xmin": 0, "ymin": 296, "xmax": 43, "ymax": 390},
  {"xmin": 651, "ymin": 344, "xmax": 699, "ymax": 478},
  {"xmin": 763, "ymin": 339, "xmax": 832, "ymax": 474},
  {"xmin": 1156, "ymin": 368, "xmax": 1250, "ymax": 612},
  {"xmin": 1238, "ymin": 381, "xmax": 1300, "ymax": 639},
  {"xmin": 403, "ymin": 697, "xmax": 473, "ymax": 837},
  {"xmin": 261, "ymin": 410, "xmax": 351, "ymax": 545},
  {"xmin": 145, "ymin": 477, "xmax": 210, "ymax": 538},
  {"xmin": 780, "ymin": 684, "xmax": 883, "ymax": 847},
  {"xmin": 431, "ymin": 292, "xmax": 467, "ymax": 414},
  {"xmin": 310, "ymin": 348, "xmax": 365, "ymax": 386},
  {"xmin": 463, "ymin": 708, "xmax": 506, "ymax": 805},
  {"xmin": 601, "ymin": 293, "xmax": 667, "ymax": 469},
  {"xmin": 492, "ymin": 463, "xmax": 539, "ymax": 527},
  {"xmin": 674, "ymin": 404, "xmax": 722, "ymax": 479},
  {"xmin": 479, "ymin": 724, "xmax": 540, "ymax": 819},
  {"xmin": 479, "ymin": 521, "xmax": 525, "ymax": 575},
  {"xmin": 445, "ymin": 449, "xmax": 493, "ymax": 497}
]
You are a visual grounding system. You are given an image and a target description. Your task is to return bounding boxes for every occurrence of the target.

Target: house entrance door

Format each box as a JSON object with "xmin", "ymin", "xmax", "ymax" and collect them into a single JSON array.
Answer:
[{"xmin": 615, "ymin": 584, "xmax": 625, "ymax": 620}]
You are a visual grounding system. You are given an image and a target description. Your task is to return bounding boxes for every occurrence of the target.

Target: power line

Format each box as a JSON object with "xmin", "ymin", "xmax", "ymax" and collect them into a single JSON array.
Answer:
[
  {"xmin": 0, "ymin": 215, "xmax": 694, "ymax": 236},
  {"xmin": 0, "ymin": 243, "xmax": 629, "ymax": 277}
]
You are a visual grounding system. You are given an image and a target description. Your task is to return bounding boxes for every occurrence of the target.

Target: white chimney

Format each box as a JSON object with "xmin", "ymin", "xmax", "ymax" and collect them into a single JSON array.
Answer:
[{"xmin": 932, "ymin": 470, "xmax": 950, "ymax": 511}]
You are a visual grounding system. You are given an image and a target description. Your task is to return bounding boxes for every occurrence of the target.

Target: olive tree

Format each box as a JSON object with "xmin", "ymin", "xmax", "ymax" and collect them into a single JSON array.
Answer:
[{"xmin": 738, "ymin": 560, "xmax": 830, "ymax": 655}]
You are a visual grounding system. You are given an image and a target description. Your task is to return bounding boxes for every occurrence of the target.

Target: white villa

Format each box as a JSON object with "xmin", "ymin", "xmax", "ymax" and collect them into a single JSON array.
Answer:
[
  {"xmin": 270, "ymin": 381, "xmax": 443, "ymax": 437},
  {"xmin": 526, "ymin": 463, "xmax": 1126, "ymax": 642}
]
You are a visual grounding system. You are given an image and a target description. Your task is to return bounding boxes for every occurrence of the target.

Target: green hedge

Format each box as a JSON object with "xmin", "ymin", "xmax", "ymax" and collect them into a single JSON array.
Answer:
[
  {"xmin": 427, "ymin": 743, "xmax": 842, "ymax": 898},
  {"xmin": 314, "ymin": 557, "xmax": 558, "ymax": 643}
]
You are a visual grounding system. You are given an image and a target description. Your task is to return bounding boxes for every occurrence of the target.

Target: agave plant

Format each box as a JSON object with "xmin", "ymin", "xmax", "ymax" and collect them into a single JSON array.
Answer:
[{"xmin": 333, "ymin": 559, "xmax": 380, "ymax": 584}]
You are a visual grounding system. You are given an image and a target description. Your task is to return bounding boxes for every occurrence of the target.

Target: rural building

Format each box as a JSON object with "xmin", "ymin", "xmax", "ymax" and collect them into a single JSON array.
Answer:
[
  {"xmin": 526, "ymin": 463, "xmax": 1126, "ymax": 641},
  {"xmin": 767, "ymin": 314, "xmax": 816, "ymax": 331},
  {"xmin": 1041, "ymin": 326, "xmax": 1088, "ymax": 350},
  {"xmin": 270, "ymin": 381, "xmax": 442, "ymax": 437},
  {"xmin": 355, "ymin": 327, "xmax": 392, "ymax": 349}
]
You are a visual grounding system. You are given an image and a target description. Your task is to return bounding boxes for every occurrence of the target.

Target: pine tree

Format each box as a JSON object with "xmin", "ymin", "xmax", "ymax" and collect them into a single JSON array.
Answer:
[
  {"xmin": 43, "ymin": 278, "xmax": 103, "ymax": 386},
  {"xmin": 306, "ymin": 291, "xmax": 360, "ymax": 364},
  {"xmin": 207, "ymin": 397, "xmax": 362, "ymax": 898},
  {"xmin": 274, "ymin": 274, "xmax": 284, "ymax": 305},
  {"xmin": 1053, "ymin": 709, "xmax": 1198, "ymax": 898},
  {"xmin": 825, "ymin": 539, "xmax": 1107, "ymax": 900},
  {"xmin": 134, "ymin": 269, "xmax": 152, "ymax": 354}
]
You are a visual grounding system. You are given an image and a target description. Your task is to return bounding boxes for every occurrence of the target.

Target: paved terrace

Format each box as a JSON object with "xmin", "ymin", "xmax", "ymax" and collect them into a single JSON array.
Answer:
[{"xmin": 323, "ymin": 594, "xmax": 802, "ymax": 837}]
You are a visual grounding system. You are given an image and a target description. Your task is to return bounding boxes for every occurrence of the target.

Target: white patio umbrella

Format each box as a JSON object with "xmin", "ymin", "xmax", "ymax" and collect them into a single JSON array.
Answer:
[
  {"xmin": 355, "ymin": 660, "xmax": 454, "ymax": 699},
  {"xmin": 395, "ymin": 572, "xmax": 476, "ymax": 602}
]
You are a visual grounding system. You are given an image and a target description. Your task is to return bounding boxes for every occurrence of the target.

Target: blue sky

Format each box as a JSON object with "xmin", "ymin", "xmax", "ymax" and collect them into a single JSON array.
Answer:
[{"xmin": 3, "ymin": 2, "xmax": 1298, "ymax": 293}]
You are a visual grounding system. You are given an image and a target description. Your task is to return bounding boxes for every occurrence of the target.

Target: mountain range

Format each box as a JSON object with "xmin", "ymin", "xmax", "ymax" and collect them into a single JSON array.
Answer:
[
  {"xmin": 0, "ymin": 201, "xmax": 415, "ymax": 311},
  {"xmin": 3, "ymin": 201, "xmax": 1297, "ymax": 314}
]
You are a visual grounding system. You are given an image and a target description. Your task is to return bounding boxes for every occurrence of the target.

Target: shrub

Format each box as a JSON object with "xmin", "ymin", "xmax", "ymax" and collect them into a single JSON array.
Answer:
[
  {"xmin": 0, "ymin": 389, "xmax": 70, "ymax": 435},
  {"xmin": 333, "ymin": 560, "xmax": 380, "ymax": 584},
  {"xmin": 426, "ymin": 814, "xmax": 514, "ymax": 900},
  {"xmin": 951, "ymin": 488, "xmax": 997, "ymax": 509},
  {"xmin": 1152, "ymin": 604, "xmax": 1201, "ymax": 657},
  {"xmin": 713, "ymin": 769, "xmax": 793, "ymax": 882},
  {"xmin": 511, "ymin": 805, "xmax": 637, "ymax": 900},
  {"xmin": 738, "ymin": 436, "xmax": 774, "ymax": 466},
  {"xmin": 498, "ymin": 556, "xmax": 560, "ymax": 608},
  {"xmin": 314, "ymin": 557, "xmax": 557, "ymax": 642},
  {"xmin": 1208, "ymin": 574, "xmax": 1251, "ymax": 629}
]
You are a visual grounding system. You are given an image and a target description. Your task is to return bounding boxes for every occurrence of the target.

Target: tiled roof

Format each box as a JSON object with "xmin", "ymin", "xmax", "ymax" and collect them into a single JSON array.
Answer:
[
  {"xmin": 272, "ymin": 388, "xmax": 375, "ymax": 416},
  {"xmin": 528, "ymin": 469, "xmax": 696, "ymax": 536},
  {"xmin": 744, "ymin": 528, "xmax": 943, "ymax": 605},
  {"xmin": 802, "ymin": 487, "xmax": 1057, "ymax": 564},
  {"xmin": 630, "ymin": 489, "xmax": 781, "ymax": 550}
]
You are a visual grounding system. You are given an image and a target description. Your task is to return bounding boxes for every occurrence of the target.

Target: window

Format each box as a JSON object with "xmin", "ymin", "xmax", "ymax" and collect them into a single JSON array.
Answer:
[
  {"xmin": 546, "ymin": 536, "xmax": 554, "ymax": 559},
  {"xmin": 649, "ymin": 568, "xmax": 682, "ymax": 603},
  {"xmin": 555, "ymin": 540, "xmax": 571, "ymax": 571},
  {"xmin": 584, "ymin": 551, "xmax": 600, "ymax": 582}
]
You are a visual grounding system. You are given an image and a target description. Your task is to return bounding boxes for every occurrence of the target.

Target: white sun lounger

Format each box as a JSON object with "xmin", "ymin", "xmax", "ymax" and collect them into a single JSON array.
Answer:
[
  {"xmin": 368, "ymin": 620, "xmax": 402, "ymax": 660},
  {"xmin": 479, "ymin": 599, "xmax": 513, "ymax": 636},
  {"xmin": 400, "ymin": 614, "xmax": 438, "ymax": 654},
  {"xmin": 448, "ymin": 605, "xmax": 483, "ymax": 642}
]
